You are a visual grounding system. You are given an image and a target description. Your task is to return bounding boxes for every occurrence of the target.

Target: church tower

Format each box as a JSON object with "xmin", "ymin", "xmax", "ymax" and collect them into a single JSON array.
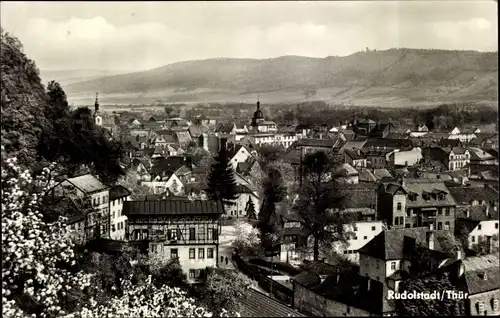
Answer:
[
  {"xmin": 250, "ymin": 97, "xmax": 265, "ymax": 127},
  {"xmin": 93, "ymin": 92, "xmax": 102, "ymax": 126}
]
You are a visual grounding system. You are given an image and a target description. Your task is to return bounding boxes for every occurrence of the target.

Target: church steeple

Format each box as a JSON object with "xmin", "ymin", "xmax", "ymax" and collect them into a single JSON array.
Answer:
[
  {"xmin": 93, "ymin": 92, "xmax": 102, "ymax": 126},
  {"xmin": 251, "ymin": 96, "xmax": 264, "ymax": 127},
  {"xmin": 94, "ymin": 92, "xmax": 100, "ymax": 114}
]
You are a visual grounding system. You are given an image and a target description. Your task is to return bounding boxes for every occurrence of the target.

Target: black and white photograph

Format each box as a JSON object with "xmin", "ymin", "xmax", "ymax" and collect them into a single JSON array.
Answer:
[{"xmin": 1, "ymin": 1, "xmax": 498, "ymax": 317}]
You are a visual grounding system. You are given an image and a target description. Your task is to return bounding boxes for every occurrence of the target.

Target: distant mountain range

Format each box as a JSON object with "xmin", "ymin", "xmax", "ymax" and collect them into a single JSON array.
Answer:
[
  {"xmin": 40, "ymin": 69, "xmax": 132, "ymax": 86},
  {"xmin": 58, "ymin": 49, "xmax": 498, "ymax": 107}
]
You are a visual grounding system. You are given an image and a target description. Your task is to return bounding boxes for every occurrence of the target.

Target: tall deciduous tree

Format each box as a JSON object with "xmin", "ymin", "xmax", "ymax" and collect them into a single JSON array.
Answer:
[
  {"xmin": 293, "ymin": 151, "xmax": 351, "ymax": 261},
  {"xmin": 206, "ymin": 149, "xmax": 239, "ymax": 205},
  {"xmin": 258, "ymin": 168, "xmax": 287, "ymax": 247},
  {"xmin": 201, "ymin": 270, "xmax": 254, "ymax": 316}
]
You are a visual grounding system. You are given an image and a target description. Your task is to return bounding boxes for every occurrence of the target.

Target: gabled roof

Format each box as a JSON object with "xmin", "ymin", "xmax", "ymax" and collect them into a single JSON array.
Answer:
[
  {"xmin": 448, "ymin": 185, "xmax": 499, "ymax": 206},
  {"xmin": 295, "ymin": 138, "xmax": 339, "ymax": 148},
  {"xmin": 341, "ymin": 163, "xmax": 358, "ymax": 176},
  {"xmin": 215, "ymin": 123, "xmax": 235, "ymax": 134},
  {"xmin": 358, "ymin": 227, "xmax": 456, "ymax": 260},
  {"xmin": 345, "ymin": 148, "xmax": 365, "ymax": 160},
  {"xmin": 109, "ymin": 185, "xmax": 132, "ymax": 201},
  {"xmin": 455, "ymin": 205, "xmax": 499, "ymax": 221},
  {"xmin": 438, "ymin": 139, "xmax": 462, "ymax": 148},
  {"xmin": 461, "ymin": 254, "xmax": 500, "ymax": 295},
  {"xmin": 363, "ymin": 138, "xmax": 413, "ymax": 150},
  {"xmin": 123, "ymin": 199, "xmax": 224, "ymax": 216},
  {"xmin": 343, "ymin": 184, "xmax": 377, "ymax": 209},
  {"xmin": 150, "ymin": 156, "xmax": 189, "ymax": 179},
  {"xmin": 65, "ymin": 174, "xmax": 109, "ymax": 194},
  {"xmin": 239, "ymin": 288, "xmax": 307, "ymax": 317}
]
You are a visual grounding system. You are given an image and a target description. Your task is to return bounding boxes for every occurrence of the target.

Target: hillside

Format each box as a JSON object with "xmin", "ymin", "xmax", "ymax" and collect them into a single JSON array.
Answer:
[
  {"xmin": 40, "ymin": 69, "xmax": 131, "ymax": 86},
  {"xmin": 65, "ymin": 49, "xmax": 498, "ymax": 106}
]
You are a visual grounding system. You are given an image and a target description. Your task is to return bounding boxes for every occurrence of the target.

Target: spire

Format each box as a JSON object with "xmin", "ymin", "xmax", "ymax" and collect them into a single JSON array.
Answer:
[
  {"xmin": 257, "ymin": 95, "xmax": 260, "ymax": 110},
  {"xmin": 94, "ymin": 92, "xmax": 99, "ymax": 113}
]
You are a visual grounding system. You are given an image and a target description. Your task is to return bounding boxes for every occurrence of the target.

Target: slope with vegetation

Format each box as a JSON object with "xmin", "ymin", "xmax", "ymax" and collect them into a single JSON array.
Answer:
[{"xmin": 65, "ymin": 49, "xmax": 498, "ymax": 105}]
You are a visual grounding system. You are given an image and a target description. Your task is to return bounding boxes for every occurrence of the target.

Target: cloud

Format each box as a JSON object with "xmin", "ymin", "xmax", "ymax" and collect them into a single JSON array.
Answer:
[
  {"xmin": 2, "ymin": 1, "xmax": 497, "ymax": 71},
  {"xmin": 19, "ymin": 17, "xmax": 185, "ymax": 70}
]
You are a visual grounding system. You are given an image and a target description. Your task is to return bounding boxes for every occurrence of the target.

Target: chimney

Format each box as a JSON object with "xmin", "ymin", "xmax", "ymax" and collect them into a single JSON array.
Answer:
[{"xmin": 426, "ymin": 231, "xmax": 435, "ymax": 250}]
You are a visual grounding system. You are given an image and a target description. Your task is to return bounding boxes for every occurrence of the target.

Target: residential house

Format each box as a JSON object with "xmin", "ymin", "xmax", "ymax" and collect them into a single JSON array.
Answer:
[
  {"xmin": 344, "ymin": 149, "xmax": 367, "ymax": 169},
  {"xmin": 126, "ymin": 118, "xmax": 142, "ymax": 129},
  {"xmin": 240, "ymin": 288, "xmax": 307, "ymax": 317},
  {"xmin": 291, "ymin": 138, "xmax": 343, "ymax": 155},
  {"xmin": 153, "ymin": 130, "xmax": 178, "ymax": 148},
  {"xmin": 141, "ymin": 156, "xmax": 190, "ymax": 195},
  {"xmin": 340, "ymin": 163, "xmax": 359, "ymax": 184},
  {"xmin": 49, "ymin": 174, "xmax": 111, "ymax": 239},
  {"xmin": 188, "ymin": 125, "xmax": 209, "ymax": 140},
  {"xmin": 123, "ymin": 199, "xmax": 224, "ymax": 283},
  {"xmin": 131, "ymin": 159, "xmax": 153, "ymax": 181},
  {"xmin": 364, "ymin": 148, "xmax": 393, "ymax": 169},
  {"xmin": 377, "ymin": 177, "xmax": 457, "ymax": 231},
  {"xmin": 214, "ymin": 123, "xmax": 237, "ymax": 136},
  {"xmin": 468, "ymin": 147, "xmax": 498, "ymax": 165},
  {"xmin": 357, "ymin": 227, "xmax": 461, "ymax": 315},
  {"xmin": 423, "ymin": 146, "xmax": 471, "ymax": 171},
  {"xmin": 455, "ymin": 205, "xmax": 499, "ymax": 254},
  {"xmin": 448, "ymin": 127, "xmax": 477, "ymax": 144},
  {"xmin": 362, "ymin": 138, "xmax": 413, "ymax": 152},
  {"xmin": 335, "ymin": 184, "xmax": 384, "ymax": 263},
  {"xmin": 471, "ymin": 133, "xmax": 498, "ymax": 150},
  {"xmin": 388, "ymin": 147, "xmax": 423, "ymax": 167},
  {"xmin": 433, "ymin": 254, "xmax": 500, "ymax": 316},
  {"xmin": 242, "ymin": 132, "xmax": 300, "ymax": 149},
  {"xmin": 224, "ymin": 184, "xmax": 261, "ymax": 219},
  {"xmin": 292, "ymin": 265, "xmax": 387, "ymax": 316},
  {"xmin": 466, "ymin": 164, "xmax": 499, "ymax": 185},
  {"xmin": 226, "ymin": 144, "xmax": 254, "ymax": 171},
  {"xmin": 108, "ymin": 185, "xmax": 132, "ymax": 240}
]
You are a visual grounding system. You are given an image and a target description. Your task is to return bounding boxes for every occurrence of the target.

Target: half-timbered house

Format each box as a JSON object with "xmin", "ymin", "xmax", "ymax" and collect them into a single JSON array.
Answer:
[{"xmin": 123, "ymin": 199, "xmax": 225, "ymax": 283}]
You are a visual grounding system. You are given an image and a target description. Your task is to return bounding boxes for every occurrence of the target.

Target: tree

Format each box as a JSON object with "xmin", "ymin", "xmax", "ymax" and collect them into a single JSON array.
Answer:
[
  {"xmin": 1, "ymin": 154, "xmax": 93, "ymax": 318},
  {"xmin": 245, "ymin": 197, "xmax": 257, "ymax": 220},
  {"xmin": 201, "ymin": 270, "xmax": 254, "ymax": 316},
  {"xmin": 293, "ymin": 151, "xmax": 351, "ymax": 261},
  {"xmin": 1, "ymin": 28, "xmax": 50, "ymax": 169},
  {"xmin": 258, "ymin": 168, "xmax": 287, "ymax": 248},
  {"xmin": 164, "ymin": 106, "xmax": 179, "ymax": 118},
  {"xmin": 396, "ymin": 276, "xmax": 465, "ymax": 316},
  {"xmin": 257, "ymin": 145, "xmax": 285, "ymax": 168},
  {"xmin": 206, "ymin": 149, "xmax": 239, "ymax": 205},
  {"xmin": 232, "ymin": 219, "xmax": 261, "ymax": 256}
]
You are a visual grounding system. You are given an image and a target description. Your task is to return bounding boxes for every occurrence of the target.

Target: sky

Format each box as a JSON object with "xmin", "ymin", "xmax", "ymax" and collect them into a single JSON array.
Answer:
[{"xmin": 1, "ymin": 1, "xmax": 498, "ymax": 72}]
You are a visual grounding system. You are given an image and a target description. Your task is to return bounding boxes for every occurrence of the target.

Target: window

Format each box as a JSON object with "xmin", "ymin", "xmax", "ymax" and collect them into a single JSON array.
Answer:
[
  {"xmin": 170, "ymin": 249, "xmax": 178, "ymax": 259},
  {"xmin": 364, "ymin": 236, "xmax": 368, "ymax": 240},
  {"xmin": 97, "ymin": 197, "xmax": 100, "ymax": 205},
  {"xmin": 353, "ymin": 225, "xmax": 358, "ymax": 231},
  {"xmin": 399, "ymin": 216, "xmax": 404, "ymax": 225},
  {"xmin": 372, "ymin": 226, "xmax": 376, "ymax": 231},
  {"xmin": 405, "ymin": 224, "xmax": 411, "ymax": 228},
  {"xmin": 207, "ymin": 248, "xmax": 214, "ymax": 259},
  {"xmin": 391, "ymin": 262, "xmax": 396, "ymax": 270},
  {"xmin": 189, "ymin": 269, "xmax": 195, "ymax": 279},
  {"xmin": 353, "ymin": 236, "xmax": 358, "ymax": 240},
  {"xmin": 445, "ymin": 208, "xmax": 450, "ymax": 216},
  {"xmin": 395, "ymin": 217, "xmax": 399, "ymax": 226},
  {"xmin": 189, "ymin": 228, "xmax": 196, "ymax": 240},
  {"xmin": 472, "ymin": 236, "xmax": 476, "ymax": 243},
  {"xmin": 397, "ymin": 202, "xmax": 402, "ymax": 211},
  {"xmin": 438, "ymin": 208, "xmax": 443, "ymax": 216},
  {"xmin": 492, "ymin": 298, "xmax": 499, "ymax": 312},
  {"xmin": 344, "ymin": 251, "xmax": 348, "ymax": 254},
  {"xmin": 112, "ymin": 224, "xmax": 116, "ymax": 232},
  {"xmin": 151, "ymin": 244, "xmax": 157, "ymax": 253},
  {"xmin": 478, "ymin": 224, "xmax": 482, "ymax": 230},
  {"xmin": 496, "ymin": 223, "xmax": 499, "ymax": 229},
  {"xmin": 198, "ymin": 227, "xmax": 205, "ymax": 240},
  {"xmin": 445, "ymin": 222, "xmax": 450, "ymax": 230},
  {"xmin": 113, "ymin": 201, "xmax": 115, "ymax": 207},
  {"xmin": 478, "ymin": 302, "xmax": 485, "ymax": 315},
  {"xmin": 438, "ymin": 222, "xmax": 442, "ymax": 230},
  {"xmin": 212, "ymin": 229, "xmax": 218, "ymax": 241},
  {"xmin": 189, "ymin": 248, "xmax": 195, "ymax": 259},
  {"xmin": 208, "ymin": 228, "xmax": 213, "ymax": 240},
  {"xmin": 376, "ymin": 261, "xmax": 380, "ymax": 269},
  {"xmin": 198, "ymin": 248, "xmax": 205, "ymax": 259}
]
